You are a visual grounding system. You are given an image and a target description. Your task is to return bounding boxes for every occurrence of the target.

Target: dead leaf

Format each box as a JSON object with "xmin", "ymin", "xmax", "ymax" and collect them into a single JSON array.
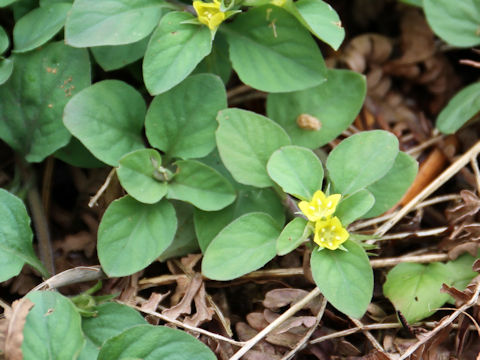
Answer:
[
  {"xmin": 184, "ymin": 283, "xmax": 215, "ymax": 327},
  {"xmin": 162, "ymin": 274, "xmax": 202, "ymax": 320}
]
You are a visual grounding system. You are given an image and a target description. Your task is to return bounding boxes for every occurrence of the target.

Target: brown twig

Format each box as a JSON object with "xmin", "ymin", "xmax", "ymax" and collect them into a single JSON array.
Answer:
[
  {"xmin": 88, "ymin": 168, "xmax": 115, "ymax": 208},
  {"xmin": 349, "ymin": 317, "xmax": 390, "ymax": 356}
]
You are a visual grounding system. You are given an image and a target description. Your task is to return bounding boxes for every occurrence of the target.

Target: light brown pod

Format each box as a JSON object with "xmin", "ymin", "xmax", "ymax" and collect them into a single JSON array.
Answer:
[{"xmin": 296, "ymin": 113, "xmax": 322, "ymax": 131}]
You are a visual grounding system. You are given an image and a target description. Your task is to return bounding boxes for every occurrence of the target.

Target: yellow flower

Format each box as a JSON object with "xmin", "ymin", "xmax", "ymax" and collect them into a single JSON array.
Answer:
[
  {"xmin": 298, "ymin": 190, "xmax": 341, "ymax": 222},
  {"xmin": 193, "ymin": 0, "xmax": 226, "ymax": 30},
  {"xmin": 314, "ymin": 216, "xmax": 349, "ymax": 250},
  {"xmin": 270, "ymin": 0, "xmax": 286, "ymax": 6}
]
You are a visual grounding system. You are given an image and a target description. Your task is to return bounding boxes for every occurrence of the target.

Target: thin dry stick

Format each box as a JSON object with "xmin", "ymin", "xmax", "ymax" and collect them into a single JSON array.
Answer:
[
  {"xmin": 311, "ymin": 323, "xmax": 403, "ymax": 344},
  {"xmin": 406, "ymin": 135, "xmax": 444, "ymax": 156},
  {"xmin": 226, "ymin": 84, "xmax": 252, "ymax": 99},
  {"xmin": 125, "ymin": 303, "xmax": 246, "ymax": 347},
  {"xmin": 88, "ymin": 168, "xmax": 116, "ymax": 208},
  {"xmin": 281, "ymin": 296, "xmax": 327, "ymax": 360},
  {"xmin": 375, "ymin": 227, "xmax": 448, "ymax": 242},
  {"xmin": 398, "ymin": 281, "xmax": 480, "ymax": 360},
  {"xmin": 31, "ymin": 266, "xmax": 106, "ymax": 292},
  {"xmin": 376, "ymin": 140, "xmax": 480, "ymax": 237},
  {"xmin": 229, "ymin": 287, "xmax": 322, "ymax": 360},
  {"xmin": 471, "ymin": 157, "xmax": 480, "ymax": 193},
  {"xmin": 370, "ymin": 253, "xmax": 449, "ymax": 268},
  {"xmin": 349, "ymin": 317, "xmax": 389, "ymax": 357}
]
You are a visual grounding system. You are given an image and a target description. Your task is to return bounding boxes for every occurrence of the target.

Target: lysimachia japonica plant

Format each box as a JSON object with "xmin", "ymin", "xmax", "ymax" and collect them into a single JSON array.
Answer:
[{"xmin": 0, "ymin": 0, "xmax": 420, "ymax": 357}]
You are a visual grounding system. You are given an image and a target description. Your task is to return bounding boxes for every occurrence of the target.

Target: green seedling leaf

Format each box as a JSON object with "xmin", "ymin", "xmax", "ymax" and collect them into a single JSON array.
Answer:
[
  {"xmin": 23, "ymin": 291, "xmax": 84, "ymax": 359},
  {"xmin": 65, "ymin": 0, "xmax": 165, "ymax": 47},
  {"xmin": 203, "ymin": 212, "xmax": 281, "ymax": 280},
  {"xmin": 424, "ymin": 0, "xmax": 480, "ymax": 47},
  {"xmin": 267, "ymin": 69, "xmax": 366, "ymax": 148},
  {"xmin": 98, "ymin": 196, "xmax": 177, "ymax": 277},
  {"xmin": 117, "ymin": 149, "xmax": 167, "ymax": 204},
  {"xmin": 445, "ymin": 253, "xmax": 479, "ymax": 293},
  {"xmin": 225, "ymin": 5, "xmax": 325, "ymax": 92},
  {"xmin": 436, "ymin": 82, "xmax": 480, "ymax": 134},
  {"xmin": 0, "ymin": 25, "xmax": 8, "ymax": 54},
  {"xmin": 79, "ymin": 302, "xmax": 146, "ymax": 360},
  {"xmin": 276, "ymin": 217, "xmax": 308, "ymax": 255},
  {"xmin": 0, "ymin": 42, "xmax": 90, "ymax": 162},
  {"xmin": 0, "ymin": 57, "xmax": 13, "ymax": 85},
  {"xmin": 145, "ymin": 74, "xmax": 226, "ymax": 159},
  {"xmin": 98, "ymin": 324, "xmax": 216, "ymax": 360},
  {"xmin": 216, "ymin": 108, "xmax": 291, "ymax": 188},
  {"xmin": 63, "ymin": 80, "xmax": 146, "ymax": 166},
  {"xmin": 0, "ymin": 189, "xmax": 48, "ymax": 280},
  {"xmin": 0, "ymin": 0, "xmax": 18, "ymax": 6},
  {"xmin": 193, "ymin": 32, "xmax": 232, "ymax": 84},
  {"xmin": 363, "ymin": 152, "xmax": 418, "ymax": 218},
  {"xmin": 326, "ymin": 130, "xmax": 399, "ymax": 195},
  {"xmin": 310, "ymin": 240, "xmax": 373, "ymax": 318},
  {"xmin": 143, "ymin": 11, "xmax": 212, "ymax": 95},
  {"xmin": 335, "ymin": 189, "xmax": 374, "ymax": 226},
  {"xmin": 194, "ymin": 186, "xmax": 285, "ymax": 252},
  {"xmin": 167, "ymin": 160, "xmax": 236, "ymax": 211},
  {"xmin": 383, "ymin": 262, "xmax": 451, "ymax": 323},
  {"xmin": 293, "ymin": 0, "xmax": 345, "ymax": 50},
  {"xmin": 158, "ymin": 201, "xmax": 199, "ymax": 261},
  {"xmin": 267, "ymin": 145, "xmax": 323, "ymax": 200},
  {"xmin": 41, "ymin": 0, "xmax": 73, "ymax": 4},
  {"xmin": 55, "ymin": 137, "xmax": 106, "ymax": 168},
  {"xmin": 91, "ymin": 36, "xmax": 149, "ymax": 72},
  {"xmin": 13, "ymin": 3, "xmax": 71, "ymax": 52}
]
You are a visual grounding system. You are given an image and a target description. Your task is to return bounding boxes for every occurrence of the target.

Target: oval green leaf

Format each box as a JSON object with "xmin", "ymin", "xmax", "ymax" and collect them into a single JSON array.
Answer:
[
  {"xmin": 335, "ymin": 189, "xmax": 374, "ymax": 226},
  {"xmin": 363, "ymin": 152, "xmax": 418, "ymax": 218},
  {"xmin": 267, "ymin": 68, "xmax": 366, "ymax": 148},
  {"xmin": 383, "ymin": 262, "xmax": 451, "ymax": 323},
  {"xmin": 143, "ymin": 11, "xmax": 212, "ymax": 95},
  {"xmin": 98, "ymin": 324, "xmax": 216, "ymax": 360},
  {"xmin": 310, "ymin": 240, "xmax": 373, "ymax": 318},
  {"xmin": 63, "ymin": 80, "xmax": 146, "ymax": 166},
  {"xmin": 0, "ymin": 42, "xmax": 91, "ymax": 162},
  {"xmin": 0, "ymin": 25, "xmax": 9, "ymax": 54},
  {"xmin": 202, "ymin": 212, "xmax": 281, "ymax": 280},
  {"xmin": 436, "ymin": 82, "xmax": 480, "ymax": 134},
  {"xmin": 145, "ymin": 74, "xmax": 227, "ymax": 159},
  {"xmin": 98, "ymin": 196, "xmax": 177, "ymax": 277},
  {"xmin": 276, "ymin": 217, "xmax": 308, "ymax": 256},
  {"xmin": 65, "ymin": 0, "xmax": 165, "ymax": 47},
  {"xmin": 326, "ymin": 130, "xmax": 399, "ymax": 195},
  {"xmin": 267, "ymin": 145, "xmax": 323, "ymax": 200},
  {"xmin": 13, "ymin": 3, "xmax": 71, "ymax": 52},
  {"xmin": 0, "ymin": 189, "xmax": 48, "ymax": 280},
  {"xmin": 167, "ymin": 160, "xmax": 236, "ymax": 211},
  {"xmin": 216, "ymin": 108, "xmax": 291, "ymax": 188},
  {"xmin": 55, "ymin": 137, "xmax": 106, "ymax": 168},
  {"xmin": 23, "ymin": 291, "xmax": 84, "ymax": 360},
  {"xmin": 0, "ymin": 57, "xmax": 13, "ymax": 85},
  {"xmin": 193, "ymin": 32, "xmax": 232, "ymax": 84},
  {"xmin": 225, "ymin": 5, "xmax": 326, "ymax": 92},
  {"xmin": 91, "ymin": 36, "xmax": 149, "ymax": 72},
  {"xmin": 424, "ymin": 0, "xmax": 480, "ymax": 47},
  {"xmin": 117, "ymin": 149, "xmax": 167, "ymax": 204}
]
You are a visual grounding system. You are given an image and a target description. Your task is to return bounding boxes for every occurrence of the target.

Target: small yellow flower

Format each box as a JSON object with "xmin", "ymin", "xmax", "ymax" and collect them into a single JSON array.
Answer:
[
  {"xmin": 298, "ymin": 190, "xmax": 341, "ymax": 222},
  {"xmin": 270, "ymin": 0, "xmax": 286, "ymax": 6},
  {"xmin": 314, "ymin": 216, "xmax": 349, "ymax": 250},
  {"xmin": 193, "ymin": 0, "xmax": 226, "ymax": 30}
]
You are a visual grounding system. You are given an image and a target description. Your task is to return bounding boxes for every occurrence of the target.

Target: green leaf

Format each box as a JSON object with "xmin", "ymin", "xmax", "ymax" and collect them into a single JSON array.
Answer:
[
  {"xmin": 55, "ymin": 137, "xmax": 106, "ymax": 168},
  {"xmin": 193, "ymin": 32, "xmax": 232, "ymax": 84},
  {"xmin": 0, "ymin": 42, "xmax": 91, "ymax": 162},
  {"xmin": 143, "ymin": 11, "xmax": 212, "ymax": 95},
  {"xmin": 63, "ymin": 80, "xmax": 146, "ymax": 166},
  {"xmin": 167, "ymin": 160, "xmax": 236, "ymax": 211},
  {"xmin": 326, "ymin": 130, "xmax": 399, "ymax": 195},
  {"xmin": 23, "ymin": 291, "xmax": 84, "ymax": 359},
  {"xmin": 276, "ymin": 217, "xmax": 308, "ymax": 255},
  {"xmin": 224, "ymin": 5, "xmax": 326, "ymax": 92},
  {"xmin": 79, "ymin": 302, "xmax": 146, "ymax": 360},
  {"xmin": 436, "ymin": 82, "xmax": 480, "ymax": 134},
  {"xmin": 65, "ymin": 0, "xmax": 165, "ymax": 47},
  {"xmin": 145, "ymin": 74, "xmax": 226, "ymax": 159},
  {"xmin": 98, "ymin": 196, "xmax": 177, "ymax": 277},
  {"xmin": 194, "ymin": 186, "xmax": 285, "ymax": 252},
  {"xmin": 310, "ymin": 240, "xmax": 373, "ymax": 318},
  {"xmin": 216, "ymin": 108, "xmax": 291, "ymax": 188},
  {"xmin": 98, "ymin": 324, "xmax": 216, "ymax": 360},
  {"xmin": 383, "ymin": 262, "xmax": 451, "ymax": 323},
  {"xmin": 0, "ymin": 25, "xmax": 9, "ymax": 54},
  {"xmin": 424, "ymin": 0, "xmax": 480, "ymax": 47},
  {"xmin": 91, "ymin": 36, "xmax": 149, "ymax": 72},
  {"xmin": 117, "ymin": 149, "xmax": 168, "ymax": 204},
  {"xmin": 0, "ymin": 0, "xmax": 18, "ymax": 6},
  {"xmin": 0, "ymin": 189, "xmax": 48, "ymax": 280},
  {"xmin": 267, "ymin": 69, "xmax": 366, "ymax": 148},
  {"xmin": 363, "ymin": 152, "xmax": 418, "ymax": 218},
  {"xmin": 202, "ymin": 213, "xmax": 281, "ymax": 280},
  {"xmin": 13, "ymin": 3, "xmax": 71, "ymax": 52},
  {"xmin": 293, "ymin": 0, "xmax": 345, "ymax": 50},
  {"xmin": 335, "ymin": 189, "xmax": 374, "ymax": 226},
  {"xmin": 445, "ymin": 253, "xmax": 479, "ymax": 292},
  {"xmin": 267, "ymin": 145, "xmax": 323, "ymax": 200},
  {"xmin": 41, "ymin": 0, "xmax": 73, "ymax": 4},
  {"xmin": 399, "ymin": 0, "xmax": 422, "ymax": 6},
  {"xmin": 0, "ymin": 57, "xmax": 13, "ymax": 85}
]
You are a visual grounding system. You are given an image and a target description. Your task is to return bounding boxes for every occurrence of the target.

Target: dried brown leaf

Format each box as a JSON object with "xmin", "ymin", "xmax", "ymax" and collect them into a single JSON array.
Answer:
[
  {"xmin": 246, "ymin": 312, "xmax": 269, "ymax": 331},
  {"xmin": 162, "ymin": 274, "xmax": 202, "ymax": 320},
  {"xmin": 184, "ymin": 283, "xmax": 215, "ymax": 327},
  {"xmin": 446, "ymin": 190, "xmax": 480, "ymax": 224}
]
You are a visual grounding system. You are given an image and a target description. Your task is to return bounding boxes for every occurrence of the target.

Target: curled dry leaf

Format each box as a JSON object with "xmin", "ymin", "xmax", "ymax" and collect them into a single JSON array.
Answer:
[
  {"xmin": 446, "ymin": 190, "xmax": 480, "ymax": 224},
  {"xmin": 162, "ymin": 273, "xmax": 202, "ymax": 320},
  {"xmin": 262, "ymin": 288, "xmax": 322, "ymax": 313}
]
